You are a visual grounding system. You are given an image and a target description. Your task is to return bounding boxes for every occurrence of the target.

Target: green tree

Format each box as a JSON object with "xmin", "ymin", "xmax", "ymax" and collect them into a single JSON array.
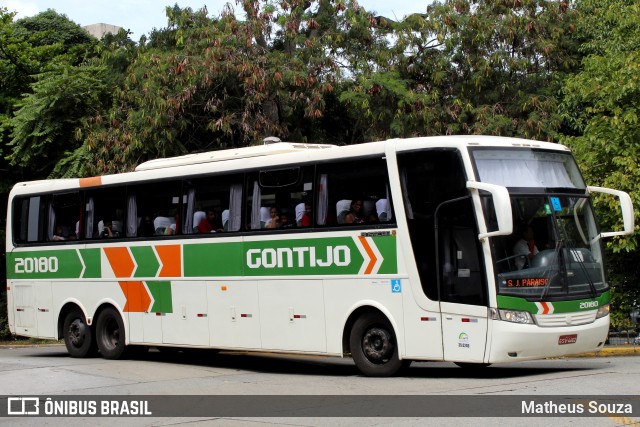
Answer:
[
  {"xmin": 560, "ymin": 0, "xmax": 640, "ymax": 327},
  {"xmin": 561, "ymin": 0, "xmax": 640, "ymax": 253},
  {"xmin": 80, "ymin": 2, "xmax": 343, "ymax": 174},
  {"xmin": 2, "ymin": 9, "xmax": 98, "ymax": 180},
  {"xmin": 7, "ymin": 65, "xmax": 110, "ymax": 177},
  {"xmin": 334, "ymin": 0, "xmax": 581, "ymax": 143}
]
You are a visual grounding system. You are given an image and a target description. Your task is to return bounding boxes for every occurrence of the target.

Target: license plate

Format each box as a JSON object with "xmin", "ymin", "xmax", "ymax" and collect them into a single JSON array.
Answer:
[{"xmin": 558, "ymin": 334, "xmax": 578, "ymax": 345}]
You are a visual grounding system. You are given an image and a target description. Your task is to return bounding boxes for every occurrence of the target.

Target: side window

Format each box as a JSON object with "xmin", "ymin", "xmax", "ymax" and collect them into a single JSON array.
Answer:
[
  {"xmin": 246, "ymin": 167, "xmax": 314, "ymax": 231},
  {"xmin": 13, "ymin": 196, "xmax": 47, "ymax": 244},
  {"xmin": 84, "ymin": 187, "xmax": 126, "ymax": 239},
  {"xmin": 316, "ymin": 157, "xmax": 393, "ymax": 227},
  {"xmin": 185, "ymin": 174, "xmax": 243, "ymax": 234},
  {"xmin": 129, "ymin": 181, "xmax": 183, "ymax": 237},
  {"xmin": 48, "ymin": 192, "xmax": 81, "ymax": 242}
]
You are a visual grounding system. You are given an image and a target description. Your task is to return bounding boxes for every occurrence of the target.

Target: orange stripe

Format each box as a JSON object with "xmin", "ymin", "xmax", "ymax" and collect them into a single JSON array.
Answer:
[
  {"xmin": 79, "ymin": 176, "xmax": 102, "ymax": 187},
  {"xmin": 104, "ymin": 247, "xmax": 135, "ymax": 278},
  {"xmin": 156, "ymin": 245, "xmax": 181, "ymax": 277},
  {"xmin": 358, "ymin": 236, "xmax": 377, "ymax": 275},
  {"xmin": 119, "ymin": 281, "xmax": 151, "ymax": 313}
]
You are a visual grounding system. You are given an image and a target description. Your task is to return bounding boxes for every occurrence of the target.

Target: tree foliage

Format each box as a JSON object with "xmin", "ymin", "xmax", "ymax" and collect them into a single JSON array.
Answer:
[
  {"xmin": 1, "ymin": 8, "xmax": 97, "ymax": 181},
  {"xmin": 559, "ymin": 0, "xmax": 640, "ymax": 324},
  {"xmin": 79, "ymin": 2, "xmax": 347, "ymax": 174},
  {"xmin": 561, "ymin": 0, "xmax": 640, "ymax": 254},
  {"xmin": 8, "ymin": 65, "xmax": 109, "ymax": 176}
]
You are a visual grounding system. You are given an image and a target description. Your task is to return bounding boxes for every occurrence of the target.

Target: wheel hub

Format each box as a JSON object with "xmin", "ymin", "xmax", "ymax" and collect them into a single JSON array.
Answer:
[
  {"xmin": 68, "ymin": 319, "xmax": 85, "ymax": 347},
  {"xmin": 362, "ymin": 327, "xmax": 393, "ymax": 363}
]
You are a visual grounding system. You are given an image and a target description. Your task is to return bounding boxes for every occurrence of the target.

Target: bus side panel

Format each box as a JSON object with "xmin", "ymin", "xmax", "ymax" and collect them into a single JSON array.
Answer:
[
  {"xmin": 259, "ymin": 279, "xmax": 326, "ymax": 353},
  {"xmin": 12, "ymin": 282, "xmax": 37, "ymax": 337},
  {"xmin": 162, "ymin": 281, "xmax": 209, "ymax": 346},
  {"xmin": 11, "ymin": 280, "xmax": 54, "ymax": 339},
  {"xmin": 208, "ymin": 280, "xmax": 262, "ymax": 350},
  {"xmin": 116, "ymin": 281, "xmax": 160, "ymax": 344},
  {"xmin": 401, "ymin": 283, "xmax": 444, "ymax": 360},
  {"xmin": 35, "ymin": 282, "xmax": 55, "ymax": 338}
]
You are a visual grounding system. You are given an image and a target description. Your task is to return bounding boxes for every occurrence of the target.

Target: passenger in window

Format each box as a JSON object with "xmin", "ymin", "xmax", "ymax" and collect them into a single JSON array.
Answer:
[
  {"xmin": 52, "ymin": 225, "xmax": 66, "ymax": 241},
  {"xmin": 198, "ymin": 210, "xmax": 223, "ymax": 233},
  {"xmin": 279, "ymin": 210, "xmax": 295, "ymax": 229},
  {"xmin": 343, "ymin": 212, "xmax": 355, "ymax": 224},
  {"xmin": 295, "ymin": 202, "xmax": 311, "ymax": 227},
  {"xmin": 138, "ymin": 215, "xmax": 155, "ymax": 237},
  {"xmin": 100, "ymin": 220, "xmax": 120, "ymax": 238},
  {"xmin": 193, "ymin": 210, "xmax": 206, "ymax": 233},
  {"xmin": 167, "ymin": 213, "xmax": 180, "ymax": 235},
  {"xmin": 350, "ymin": 200, "xmax": 366, "ymax": 224},
  {"xmin": 266, "ymin": 207, "xmax": 280, "ymax": 229}
]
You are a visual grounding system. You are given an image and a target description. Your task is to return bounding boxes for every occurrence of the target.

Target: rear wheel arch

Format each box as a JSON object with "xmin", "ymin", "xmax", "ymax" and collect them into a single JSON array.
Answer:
[{"xmin": 342, "ymin": 305, "xmax": 401, "ymax": 355}]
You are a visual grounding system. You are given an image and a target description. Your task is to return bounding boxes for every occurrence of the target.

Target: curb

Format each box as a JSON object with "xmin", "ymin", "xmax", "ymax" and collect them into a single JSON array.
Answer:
[{"xmin": 574, "ymin": 346, "xmax": 640, "ymax": 358}]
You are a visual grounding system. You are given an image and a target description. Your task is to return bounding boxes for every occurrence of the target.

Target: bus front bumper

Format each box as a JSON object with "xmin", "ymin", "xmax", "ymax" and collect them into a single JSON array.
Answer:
[{"xmin": 487, "ymin": 315, "xmax": 609, "ymax": 363}]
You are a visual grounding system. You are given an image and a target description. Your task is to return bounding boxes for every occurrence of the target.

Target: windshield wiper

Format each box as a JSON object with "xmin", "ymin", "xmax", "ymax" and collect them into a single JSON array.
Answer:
[{"xmin": 557, "ymin": 220, "xmax": 598, "ymax": 298}]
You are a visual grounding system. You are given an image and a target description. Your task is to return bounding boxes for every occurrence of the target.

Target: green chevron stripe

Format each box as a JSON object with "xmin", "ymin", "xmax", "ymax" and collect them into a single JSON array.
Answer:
[{"xmin": 130, "ymin": 246, "xmax": 160, "ymax": 278}]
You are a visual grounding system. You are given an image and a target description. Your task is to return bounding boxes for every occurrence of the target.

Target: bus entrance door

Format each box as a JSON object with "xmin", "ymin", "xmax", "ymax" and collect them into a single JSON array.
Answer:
[{"xmin": 437, "ymin": 197, "xmax": 489, "ymax": 363}]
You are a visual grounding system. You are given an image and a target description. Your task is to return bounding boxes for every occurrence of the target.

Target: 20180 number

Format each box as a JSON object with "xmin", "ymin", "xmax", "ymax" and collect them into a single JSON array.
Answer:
[{"xmin": 14, "ymin": 257, "xmax": 59, "ymax": 274}]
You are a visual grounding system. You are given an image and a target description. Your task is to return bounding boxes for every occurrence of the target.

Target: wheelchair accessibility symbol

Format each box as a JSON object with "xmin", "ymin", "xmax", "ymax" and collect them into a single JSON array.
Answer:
[{"xmin": 391, "ymin": 279, "xmax": 402, "ymax": 293}]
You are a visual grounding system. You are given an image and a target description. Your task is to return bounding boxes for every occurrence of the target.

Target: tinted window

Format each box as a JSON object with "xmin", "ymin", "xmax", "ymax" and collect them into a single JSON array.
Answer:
[{"xmin": 316, "ymin": 157, "xmax": 393, "ymax": 227}]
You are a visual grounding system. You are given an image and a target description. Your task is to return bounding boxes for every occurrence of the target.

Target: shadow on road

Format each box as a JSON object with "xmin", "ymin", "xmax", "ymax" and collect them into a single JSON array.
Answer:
[{"xmin": 28, "ymin": 346, "xmax": 600, "ymax": 379}]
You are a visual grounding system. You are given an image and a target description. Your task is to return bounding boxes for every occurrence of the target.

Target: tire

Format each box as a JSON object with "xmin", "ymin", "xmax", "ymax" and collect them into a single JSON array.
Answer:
[
  {"xmin": 95, "ymin": 307, "xmax": 127, "ymax": 359},
  {"xmin": 349, "ymin": 313, "xmax": 402, "ymax": 377},
  {"xmin": 62, "ymin": 308, "xmax": 96, "ymax": 358}
]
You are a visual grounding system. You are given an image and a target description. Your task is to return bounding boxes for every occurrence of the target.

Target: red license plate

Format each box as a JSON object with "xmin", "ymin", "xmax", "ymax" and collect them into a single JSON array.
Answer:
[{"xmin": 558, "ymin": 334, "xmax": 578, "ymax": 345}]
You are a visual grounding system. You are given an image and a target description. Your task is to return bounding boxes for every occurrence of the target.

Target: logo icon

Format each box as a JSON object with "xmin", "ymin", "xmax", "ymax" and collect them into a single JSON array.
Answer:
[
  {"xmin": 458, "ymin": 332, "xmax": 470, "ymax": 348},
  {"xmin": 391, "ymin": 279, "xmax": 401, "ymax": 293},
  {"xmin": 7, "ymin": 397, "xmax": 40, "ymax": 415}
]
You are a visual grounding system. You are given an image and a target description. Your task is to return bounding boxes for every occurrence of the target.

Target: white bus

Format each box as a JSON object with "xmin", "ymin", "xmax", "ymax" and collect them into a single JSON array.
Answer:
[{"xmin": 5, "ymin": 136, "xmax": 634, "ymax": 376}]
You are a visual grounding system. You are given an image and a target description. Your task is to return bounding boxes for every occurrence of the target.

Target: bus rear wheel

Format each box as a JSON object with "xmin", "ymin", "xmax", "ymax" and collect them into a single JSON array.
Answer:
[
  {"xmin": 349, "ymin": 313, "xmax": 402, "ymax": 377},
  {"xmin": 96, "ymin": 307, "xmax": 126, "ymax": 359},
  {"xmin": 63, "ymin": 308, "xmax": 95, "ymax": 358}
]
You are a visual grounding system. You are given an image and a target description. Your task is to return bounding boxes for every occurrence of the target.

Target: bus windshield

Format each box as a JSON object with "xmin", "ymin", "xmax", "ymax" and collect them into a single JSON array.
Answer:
[
  {"xmin": 472, "ymin": 148, "xmax": 586, "ymax": 190},
  {"xmin": 489, "ymin": 195, "xmax": 606, "ymax": 300}
]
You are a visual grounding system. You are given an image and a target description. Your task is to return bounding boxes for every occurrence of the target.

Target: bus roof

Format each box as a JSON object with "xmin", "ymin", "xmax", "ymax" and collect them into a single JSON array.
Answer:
[
  {"xmin": 135, "ymin": 142, "xmax": 337, "ymax": 171},
  {"xmin": 9, "ymin": 136, "xmax": 570, "ymax": 195}
]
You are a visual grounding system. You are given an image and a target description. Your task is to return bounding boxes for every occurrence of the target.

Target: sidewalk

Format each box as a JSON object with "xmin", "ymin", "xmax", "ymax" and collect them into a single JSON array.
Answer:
[{"xmin": 577, "ymin": 345, "xmax": 640, "ymax": 357}]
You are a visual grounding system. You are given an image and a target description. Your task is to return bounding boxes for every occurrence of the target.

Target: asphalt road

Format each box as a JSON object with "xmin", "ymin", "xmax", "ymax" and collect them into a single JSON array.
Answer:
[{"xmin": 0, "ymin": 345, "xmax": 638, "ymax": 426}]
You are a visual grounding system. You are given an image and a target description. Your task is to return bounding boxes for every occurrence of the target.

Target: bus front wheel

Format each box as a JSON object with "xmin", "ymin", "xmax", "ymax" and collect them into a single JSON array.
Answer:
[
  {"xmin": 63, "ymin": 308, "xmax": 95, "ymax": 358},
  {"xmin": 96, "ymin": 307, "xmax": 126, "ymax": 359},
  {"xmin": 349, "ymin": 313, "xmax": 402, "ymax": 377}
]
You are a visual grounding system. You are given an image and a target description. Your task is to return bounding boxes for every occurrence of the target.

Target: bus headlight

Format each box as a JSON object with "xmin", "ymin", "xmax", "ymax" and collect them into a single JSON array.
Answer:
[
  {"xmin": 498, "ymin": 309, "xmax": 534, "ymax": 324},
  {"xmin": 596, "ymin": 304, "xmax": 610, "ymax": 319}
]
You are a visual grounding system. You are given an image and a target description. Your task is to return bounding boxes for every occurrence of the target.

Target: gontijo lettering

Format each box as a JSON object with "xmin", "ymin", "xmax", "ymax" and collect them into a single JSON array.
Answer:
[{"xmin": 247, "ymin": 246, "xmax": 351, "ymax": 268}]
